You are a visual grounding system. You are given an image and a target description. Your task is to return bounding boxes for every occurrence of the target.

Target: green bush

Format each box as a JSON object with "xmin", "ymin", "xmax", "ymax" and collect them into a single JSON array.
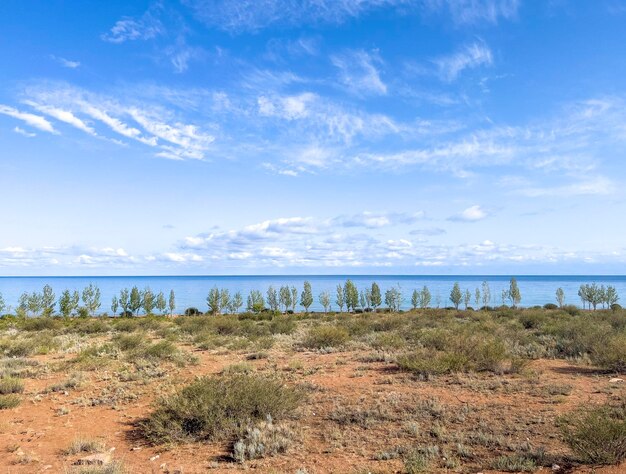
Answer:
[
  {"xmin": 302, "ymin": 325, "xmax": 350, "ymax": 349},
  {"xmin": 590, "ymin": 333, "xmax": 626, "ymax": 372},
  {"xmin": 0, "ymin": 394, "xmax": 20, "ymax": 409},
  {"xmin": 559, "ymin": 403, "xmax": 626, "ymax": 464},
  {"xmin": 140, "ymin": 374, "xmax": 303, "ymax": 444},
  {"xmin": 0, "ymin": 377, "xmax": 24, "ymax": 394},
  {"xmin": 543, "ymin": 303, "xmax": 558, "ymax": 310}
]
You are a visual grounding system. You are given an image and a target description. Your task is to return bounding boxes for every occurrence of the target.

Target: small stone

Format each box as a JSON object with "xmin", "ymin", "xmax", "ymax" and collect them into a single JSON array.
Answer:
[
  {"xmin": 74, "ymin": 452, "xmax": 112, "ymax": 466},
  {"xmin": 552, "ymin": 464, "xmax": 561, "ymax": 471},
  {"xmin": 131, "ymin": 446, "xmax": 142, "ymax": 451},
  {"xmin": 610, "ymin": 377, "xmax": 624, "ymax": 383},
  {"xmin": 150, "ymin": 454, "xmax": 160, "ymax": 461}
]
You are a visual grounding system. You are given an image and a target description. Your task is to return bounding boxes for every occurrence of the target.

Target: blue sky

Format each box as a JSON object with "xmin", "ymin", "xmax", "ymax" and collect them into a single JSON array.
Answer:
[{"xmin": 1, "ymin": 0, "xmax": 625, "ymax": 275}]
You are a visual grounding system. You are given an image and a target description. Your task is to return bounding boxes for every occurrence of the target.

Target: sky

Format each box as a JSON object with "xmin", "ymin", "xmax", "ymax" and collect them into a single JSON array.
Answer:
[{"xmin": 1, "ymin": 0, "xmax": 626, "ymax": 276}]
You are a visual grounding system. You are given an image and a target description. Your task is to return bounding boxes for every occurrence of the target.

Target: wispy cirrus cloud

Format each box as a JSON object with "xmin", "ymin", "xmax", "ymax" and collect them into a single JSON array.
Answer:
[
  {"xmin": 434, "ymin": 41, "xmax": 493, "ymax": 81},
  {"xmin": 331, "ymin": 49, "xmax": 387, "ymax": 95},
  {"xmin": 50, "ymin": 55, "xmax": 80, "ymax": 69},
  {"xmin": 13, "ymin": 126, "xmax": 36, "ymax": 138},
  {"xmin": 0, "ymin": 104, "xmax": 57, "ymax": 133},
  {"xmin": 101, "ymin": 5, "xmax": 164, "ymax": 43},
  {"xmin": 425, "ymin": 0, "xmax": 520, "ymax": 25}
]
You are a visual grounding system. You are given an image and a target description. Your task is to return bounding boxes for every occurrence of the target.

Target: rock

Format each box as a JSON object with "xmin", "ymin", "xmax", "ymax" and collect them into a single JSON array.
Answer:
[
  {"xmin": 609, "ymin": 377, "xmax": 624, "ymax": 383},
  {"xmin": 74, "ymin": 452, "xmax": 112, "ymax": 466},
  {"xmin": 552, "ymin": 464, "xmax": 561, "ymax": 471},
  {"xmin": 150, "ymin": 454, "xmax": 160, "ymax": 461}
]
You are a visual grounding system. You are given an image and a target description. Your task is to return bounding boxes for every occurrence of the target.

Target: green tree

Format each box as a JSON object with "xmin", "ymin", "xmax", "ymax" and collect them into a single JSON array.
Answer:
[
  {"xmin": 606, "ymin": 286, "xmax": 619, "ymax": 308},
  {"xmin": 336, "ymin": 284, "xmax": 345, "ymax": 312},
  {"xmin": 385, "ymin": 286, "xmax": 403, "ymax": 312},
  {"xmin": 130, "ymin": 286, "xmax": 142, "ymax": 316},
  {"xmin": 463, "ymin": 289, "xmax": 471, "ymax": 309},
  {"xmin": 319, "ymin": 291, "xmax": 331, "ymax": 313},
  {"xmin": 509, "ymin": 278, "xmax": 521, "ymax": 308},
  {"xmin": 247, "ymin": 290, "xmax": 265, "ymax": 313},
  {"xmin": 156, "ymin": 291, "xmax": 167, "ymax": 315},
  {"xmin": 18, "ymin": 292, "xmax": 29, "ymax": 316},
  {"xmin": 207, "ymin": 287, "xmax": 221, "ymax": 315},
  {"xmin": 290, "ymin": 286, "xmax": 298, "ymax": 312},
  {"xmin": 344, "ymin": 279, "xmax": 359, "ymax": 312},
  {"xmin": 370, "ymin": 282, "xmax": 382, "ymax": 312},
  {"xmin": 168, "ymin": 290, "xmax": 176, "ymax": 316},
  {"xmin": 111, "ymin": 295, "xmax": 119, "ymax": 317},
  {"xmin": 279, "ymin": 286, "xmax": 292, "ymax": 313},
  {"xmin": 230, "ymin": 291, "xmax": 243, "ymax": 313},
  {"xmin": 119, "ymin": 288, "xmax": 130, "ymax": 316},
  {"xmin": 411, "ymin": 289, "xmax": 421, "ymax": 310},
  {"xmin": 220, "ymin": 289, "xmax": 231, "ymax": 314},
  {"xmin": 59, "ymin": 290, "xmax": 76, "ymax": 318},
  {"xmin": 143, "ymin": 287, "xmax": 155, "ymax": 315},
  {"xmin": 420, "ymin": 286, "xmax": 431, "ymax": 309},
  {"xmin": 0, "ymin": 292, "xmax": 5, "ymax": 315},
  {"xmin": 82, "ymin": 283, "xmax": 101, "ymax": 316},
  {"xmin": 28, "ymin": 291, "xmax": 43, "ymax": 316},
  {"xmin": 556, "ymin": 287, "xmax": 565, "ymax": 308},
  {"xmin": 42, "ymin": 284, "xmax": 55, "ymax": 316},
  {"xmin": 266, "ymin": 286, "xmax": 279, "ymax": 312},
  {"xmin": 449, "ymin": 282, "xmax": 462, "ymax": 310},
  {"xmin": 300, "ymin": 281, "xmax": 313, "ymax": 312},
  {"xmin": 481, "ymin": 281, "xmax": 491, "ymax": 307},
  {"xmin": 474, "ymin": 288, "xmax": 481, "ymax": 308},
  {"xmin": 364, "ymin": 288, "xmax": 372, "ymax": 311}
]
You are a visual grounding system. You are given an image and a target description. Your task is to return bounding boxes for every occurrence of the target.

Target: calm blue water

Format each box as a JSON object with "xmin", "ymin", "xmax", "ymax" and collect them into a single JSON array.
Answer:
[{"xmin": 0, "ymin": 275, "xmax": 624, "ymax": 314}]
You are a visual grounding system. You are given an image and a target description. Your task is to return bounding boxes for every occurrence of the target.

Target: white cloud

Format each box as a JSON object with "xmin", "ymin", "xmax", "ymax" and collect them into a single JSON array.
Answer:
[
  {"xmin": 51, "ymin": 55, "xmax": 80, "ymax": 69},
  {"xmin": 425, "ymin": 0, "xmax": 520, "ymax": 24},
  {"xmin": 13, "ymin": 126, "xmax": 36, "ymax": 137},
  {"xmin": 24, "ymin": 101, "xmax": 97, "ymax": 136},
  {"xmin": 449, "ymin": 205, "xmax": 489, "ymax": 222},
  {"xmin": 0, "ymin": 104, "xmax": 57, "ymax": 133},
  {"xmin": 331, "ymin": 50, "xmax": 387, "ymax": 95},
  {"xmin": 101, "ymin": 7, "xmax": 163, "ymax": 43},
  {"xmin": 434, "ymin": 41, "xmax": 493, "ymax": 81}
]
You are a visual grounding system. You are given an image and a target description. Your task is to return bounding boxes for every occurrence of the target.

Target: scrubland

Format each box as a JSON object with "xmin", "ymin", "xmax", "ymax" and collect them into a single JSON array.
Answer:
[{"xmin": 1, "ymin": 306, "xmax": 626, "ymax": 473}]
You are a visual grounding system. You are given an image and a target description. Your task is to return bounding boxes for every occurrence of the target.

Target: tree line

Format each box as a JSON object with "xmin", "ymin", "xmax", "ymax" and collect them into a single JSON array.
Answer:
[{"xmin": 0, "ymin": 279, "xmax": 620, "ymax": 317}]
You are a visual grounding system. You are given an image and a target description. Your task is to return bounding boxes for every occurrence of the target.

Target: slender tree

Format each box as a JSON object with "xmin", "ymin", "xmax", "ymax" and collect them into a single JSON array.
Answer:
[
  {"xmin": 319, "ymin": 291, "xmax": 331, "ymax": 313},
  {"xmin": 28, "ymin": 291, "xmax": 43, "ymax": 316},
  {"xmin": 168, "ymin": 289, "xmax": 176, "ymax": 316},
  {"xmin": 336, "ymin": 284, "xmax": 345, "ymax": 313},
  {"xmin": 267, "ymin": 286, "xmax": 279, "ymax": 312},
  {"xmin": 364, "ymin": 288, "xmax": 372, "ymax": 311},
  {"xmin": 450, "ymin": 282, "xmax": 462, "ymax": 310},
  {"xmin": 42, "ymin": 284, "xmax": 56, "ymax": 316},
  {"xmin": 606, "ymin": 286, "xmax": 619, "ymax": 308},
  {"xmin": 230, "ymin": 291, "xmax": 243, "ymax": 314},
  {"xmin": 370, "ymin": 282, "xmax": 382, "ymax": 312},
  {"xmin": 0, "ymin": 292, "xmax": 5, "ymax": 315},
  {"xmin": 290, "ymin": 286, "xmax": 298, "ymax": 312},
  {"xmin": 509, "ymin": 278, "xmax": 521, "ymax": 308},
  {"xmin": 463, "ymin": 289, "xmax": 471, "ymax": 310},
  {"xmin": 344, "ymin": 280, "xmax": 359, "ymax": 312},
  {"xmin": 411, "ymin": 289, "xmax": 421, "ymax": 310},
  {"xmin": 300, "ymin": 281, "xmax": 313, "ymax": 312},
  {"xmin": 420, "ymin": 286, "xmax": 431, "ymax": 309},
  {"xmin": 59, "ymin": 290, "xmax": 75, "ymax": 318},
  {"xmin": 82, "ymin": 283, "xmax": 101, "ymax": 316},
  {"xmin": 111, "ymin": 295, "xmax": 119, "ymax": 317},
  {"xmin": 481, "ymin": 281, "xmax": 491, "ymax": 308},
  {"xmin": 143, "ymin": 287, "xmax": 155, "ymax": 315},
  {"xmin": 555, "ymin": 288, "xmax": 565, "ymax": 308},
  {"xmin": 207, "ymin": 287, "xmax": 221, "ymax": 315},
  {"xmin": 129, "ymin": 286, "xmax": 142, "ymax": 316},
  {"xmin": 279, "ymin": 286, "xmax": 292, "ymax": 313},
  {"xmin": 247, "ymin": 290, "xmax": 265, "ymax": 313},
  {"xmin": 474, "ymin": 288, "xmax": 481, "ymax": 308},
  {"xmin": 156, "ymin": 291, "xmax": 167, "ymax": 315},
  {"xmin": 119, "ymin": 288, "xmax": 130, "ymax": 316},
  {"xmin": 220, "ymin": 289, "xmax": 231, "ymax": 314},
  {"xmin": 385, "ymin": 286, "xmax": 403, "ymax": 312}
]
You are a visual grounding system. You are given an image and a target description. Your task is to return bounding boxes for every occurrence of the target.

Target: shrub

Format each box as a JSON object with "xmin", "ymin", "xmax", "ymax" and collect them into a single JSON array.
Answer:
[
  {"xmin": 232, "ymin": 417, "xmax": 294, "ymax": 462},
  {"xmin": 612, "ymin": 304, "xmax": 623, "ymax": 311},
  {"xmin": 140, "ymin": 374, "xmax": 304, "ymax": 444},
  {"xmin": 184, "ymin": 307, "xmax": 201, "ymax": 316},
  {"xmin": 0, "ymin": 377, "xmax": 24, "ymax": 394},
  {"xmin": 590, "ymin": 333, "xmax": 626, "ymax": 372},
  {"xmin": 562, "ymin": 304, "xmax": 580, "ymax": 316},
  {"xmin": 0, "ymin": 394, "xmax": 20, "ymax": 409},
  {"xmin": 63, "ymin": 437, "xmax": 105, "ymax": 455},
  {"xmin": 559, "ymin": 402, "xmax": 626, "ymax": 464},
  {"xmin": 490, "ymin": 454, "xmax": 536, "ymax": 472},
  {"xmin": 302, "ymin": 326, "xmax": 349, "ymax": 349},
  {"xmin": 543, "ymin": 303, "xmax": 558, "ymax": 310},
  {"xmin": 397, "ymin": 350, "xmax": 470, "ymax": 378}
]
